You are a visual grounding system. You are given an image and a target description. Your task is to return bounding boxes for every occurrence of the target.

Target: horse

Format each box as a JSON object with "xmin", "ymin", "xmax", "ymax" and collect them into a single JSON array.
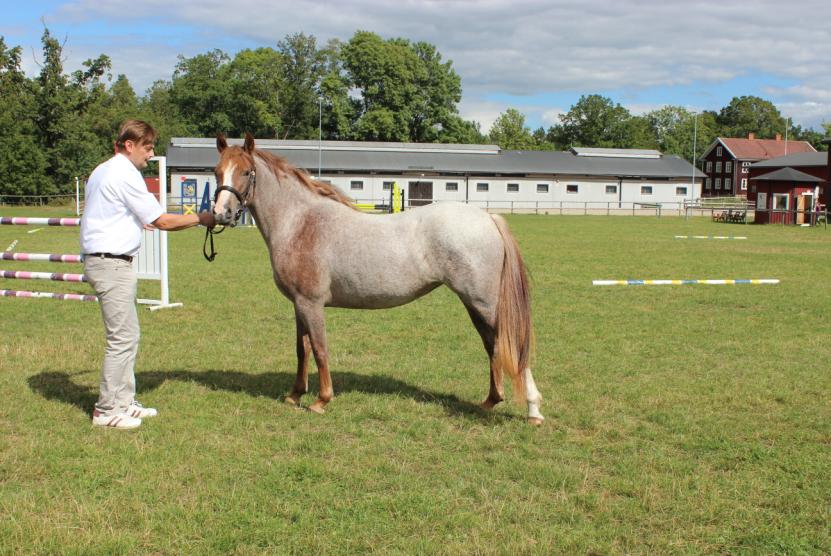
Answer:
[{"xmin": 212, "ymin": 133, "xmax": 544, "ymax": 425}]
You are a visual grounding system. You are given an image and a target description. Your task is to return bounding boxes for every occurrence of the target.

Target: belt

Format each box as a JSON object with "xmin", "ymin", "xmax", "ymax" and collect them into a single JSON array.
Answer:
[{"xmin": 87, "ymin": 252, "xmax": 134, "ymax": 263}]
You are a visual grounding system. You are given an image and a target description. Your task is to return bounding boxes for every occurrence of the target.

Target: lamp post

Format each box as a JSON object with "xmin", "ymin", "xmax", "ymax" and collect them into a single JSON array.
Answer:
[
  {"xmin": 318, "ymin": 96, "xmax": 323, "ymax": 179},
  {"xmin": 688, "ymin": 111, "xmax": 698, "ymax": 219}
]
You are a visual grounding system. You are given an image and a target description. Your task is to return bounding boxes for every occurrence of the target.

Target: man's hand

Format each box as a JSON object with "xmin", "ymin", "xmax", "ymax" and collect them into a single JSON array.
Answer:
[{"xmin": 198, "ymin": 211, "xmax": 216, "ymax": 228}]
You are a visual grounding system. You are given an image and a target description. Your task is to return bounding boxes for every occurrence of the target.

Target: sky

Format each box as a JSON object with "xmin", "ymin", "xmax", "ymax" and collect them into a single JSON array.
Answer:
[{"xmin": 4, "ymin": 0, "xmax": 831, "ymax": 134}]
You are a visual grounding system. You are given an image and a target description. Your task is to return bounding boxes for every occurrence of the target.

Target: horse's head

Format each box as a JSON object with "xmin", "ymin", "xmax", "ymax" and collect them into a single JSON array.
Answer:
[{"xmin": 214, "ymin": 132, "xmax": 257, "ymax": 227}]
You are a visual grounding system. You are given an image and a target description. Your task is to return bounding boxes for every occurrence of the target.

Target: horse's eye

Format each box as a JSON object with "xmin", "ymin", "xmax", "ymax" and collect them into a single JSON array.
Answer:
[{"xmin": 243, "ymin": 171, "xmax": 250, "ymax": 176}]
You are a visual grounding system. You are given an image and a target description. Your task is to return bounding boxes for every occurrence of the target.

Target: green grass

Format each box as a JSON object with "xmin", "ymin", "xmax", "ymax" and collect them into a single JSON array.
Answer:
[{"xmin": 1, "ymin": 207, "xmax": 829, "ymax": 554}]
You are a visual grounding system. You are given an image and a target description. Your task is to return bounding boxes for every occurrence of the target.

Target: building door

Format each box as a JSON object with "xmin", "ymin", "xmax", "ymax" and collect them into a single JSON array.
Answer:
[
  {"xmin": 409, "ymin": 181, "xmax": 433, "ymax": 207},
  {"xmin": 796, "ymin": 194, "xmax": 806, "ymax": 225}
]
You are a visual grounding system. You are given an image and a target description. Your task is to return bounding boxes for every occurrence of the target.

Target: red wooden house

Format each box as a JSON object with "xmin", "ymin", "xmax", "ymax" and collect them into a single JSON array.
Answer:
[
  {"xmin": 746, "ymin": 146, "xmax": 829, "ymax": 225},
  {"xmin": 699, "ymin": 133, "xmax": 816, "ymax": 198}
]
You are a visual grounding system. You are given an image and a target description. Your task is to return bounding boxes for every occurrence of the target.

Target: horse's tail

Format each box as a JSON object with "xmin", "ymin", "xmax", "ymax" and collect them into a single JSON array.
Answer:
[{"xmin": 491, "ymin": 214, "xmax": 533, "ymax": 404}]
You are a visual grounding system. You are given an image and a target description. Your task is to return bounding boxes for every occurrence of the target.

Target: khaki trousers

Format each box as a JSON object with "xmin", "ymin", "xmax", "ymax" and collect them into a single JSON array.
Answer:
[{"xmin": 84, "ymin": 256, "xmax": 139, "ymax": 415}]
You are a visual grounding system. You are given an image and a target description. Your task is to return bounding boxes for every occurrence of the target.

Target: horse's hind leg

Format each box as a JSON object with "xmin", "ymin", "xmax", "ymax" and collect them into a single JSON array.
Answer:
[
  {"xmin": 285, "ymin": 310, "xmax": 312, "ymax": 407},
  {"xmin": 465, "ymin": 305, "xmax": 503, "ymax": 409},
  {"xmin": 294, "ymin": 300, "xmax": 333, "ymax": 415}
]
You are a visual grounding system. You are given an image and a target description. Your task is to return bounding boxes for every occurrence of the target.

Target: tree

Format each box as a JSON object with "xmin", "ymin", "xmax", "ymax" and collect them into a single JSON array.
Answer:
[
  {"xmin": 488, "ymin": 108, "xmax": 535, "ymax": 150},
  {"xmin": 717, "ymin": 95, "xmax": 785, "ymax": 139},
  {"xmin": 277, "ymin": 33, "xmax": 325, "ymax": 139},
  {"xmin": 0, "ymin": 36, "xmax": 47, "ymax": 196},
  {"xmin": 169, "ymin": 49, "xmax": 233, "ymax": 136},
  {"xmin": 644, "ymin": 105, "xmax": 717, "ymax": 163},
  {"xmin": 554, "ymin": 94, "xmax": 637, "ymax": 148}
]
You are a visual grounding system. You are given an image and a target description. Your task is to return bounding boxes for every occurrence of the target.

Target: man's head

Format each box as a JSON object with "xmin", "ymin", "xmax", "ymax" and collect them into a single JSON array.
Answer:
[{"xmin": 115, "ymin": 120, "xmax": 157, "ymax": 170}]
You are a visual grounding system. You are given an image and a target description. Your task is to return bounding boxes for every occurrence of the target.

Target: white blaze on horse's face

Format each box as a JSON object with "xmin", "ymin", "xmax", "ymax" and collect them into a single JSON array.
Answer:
[{"xmin": 214, "ymin": 161, "xmax": 237, "ymax": 222}]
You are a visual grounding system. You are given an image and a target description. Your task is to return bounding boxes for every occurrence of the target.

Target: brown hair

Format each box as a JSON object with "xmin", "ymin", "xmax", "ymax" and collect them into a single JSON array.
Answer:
[{"xmin": 115, "ymin": 120, "xmax": 157, "ymax": 150}]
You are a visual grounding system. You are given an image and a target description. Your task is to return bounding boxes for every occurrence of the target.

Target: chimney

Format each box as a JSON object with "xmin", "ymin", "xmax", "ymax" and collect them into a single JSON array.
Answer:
[
  {"xmin": 748, "ymin": 132, "xmax": 755, "ymax": 140},
  {"xmin": 775, "ymin": 133, "xmax": 782, "ymax": 141}
]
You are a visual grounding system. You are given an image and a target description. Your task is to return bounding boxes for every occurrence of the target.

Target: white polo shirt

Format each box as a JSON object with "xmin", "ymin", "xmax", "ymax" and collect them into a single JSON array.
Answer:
[{"xmin": 80, "ymin": 154, "xmax": 164, "ymax": 256}]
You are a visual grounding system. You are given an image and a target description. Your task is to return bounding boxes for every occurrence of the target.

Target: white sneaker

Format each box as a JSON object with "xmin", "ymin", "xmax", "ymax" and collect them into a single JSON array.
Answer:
[
  {"xmin": 126, "ymin": 400, "xmax": 157, "ymax": 418},
  {"xmin": 92, "ymin": 409, "xmax": 142, "ymax": 429}
]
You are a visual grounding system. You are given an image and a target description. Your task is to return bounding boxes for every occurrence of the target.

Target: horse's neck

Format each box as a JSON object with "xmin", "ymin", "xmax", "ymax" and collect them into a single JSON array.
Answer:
[{"xmin": 250, "ymin": 162, "xmax": 333, "ymax": 239}]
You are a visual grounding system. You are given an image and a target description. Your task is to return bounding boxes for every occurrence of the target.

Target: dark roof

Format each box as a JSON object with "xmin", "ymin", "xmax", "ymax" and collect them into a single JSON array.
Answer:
[
  {"xmin": 752, "ymin": 151, "xmax": 828, "ymax": 168},
  {"xmin": 753, "ymin": 167, "xmax": 824, "ymax": 182},
  {"xmin": 166, "ymin": 138, "xmax": 706, "ymax": 179}
]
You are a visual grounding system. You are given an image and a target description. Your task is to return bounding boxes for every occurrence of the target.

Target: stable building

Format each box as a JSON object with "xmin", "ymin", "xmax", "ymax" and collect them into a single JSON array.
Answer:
[{"xmin": 164, "ymin": 138, "xmax": 704, "ymax": 213}]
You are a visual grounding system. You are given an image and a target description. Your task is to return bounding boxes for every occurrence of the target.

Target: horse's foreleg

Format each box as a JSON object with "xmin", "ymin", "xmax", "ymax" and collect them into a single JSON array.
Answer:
[
  {"xmin": 295, "ymin": 301, "xmax": 332, "ymax": 415},
  {"xmin": 284, "ymin": 311, "xmax": 311, "ymax": 407}
]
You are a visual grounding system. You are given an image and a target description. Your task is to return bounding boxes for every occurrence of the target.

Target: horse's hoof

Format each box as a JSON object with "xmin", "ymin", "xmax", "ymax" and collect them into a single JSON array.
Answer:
[
  {"xmin": 480, "ymin": 399, "xmax": 499, "ymax": 410},
  {"xmin": 308, "ymin": 402, "xmax": 326, "ymax": 415},
  {"xmin": 284, "ymin": 395, "xmax": 301, "ymax": 406},
  {"xmin": 527, "ymin": 417, "xmax": 544, "ymax": 426}
]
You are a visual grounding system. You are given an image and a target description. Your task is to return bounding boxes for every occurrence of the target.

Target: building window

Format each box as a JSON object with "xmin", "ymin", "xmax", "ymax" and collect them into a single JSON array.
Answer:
[
  {"xmin": 676, "ymin": 186, "xmax": 688, "ymax": 196},
  {"xmin": 726, "ymin": 161, "xmax": 733, "ymax": 173},
  {"xmin": 507, "ymin": 183, "xmax": 519, "ymax": 193},
  {"xmin": 476, "ymin": 182, "xmax": 489, "ymax": 192},
  {"xmin": 742, "ymin": 161, "xmax": 751, "ymax": 167},
  {"xmin": 536, "ymin": 183, "xmax": 549, "ymax": 193},
  {"xmin": 724, "ymin": 178, "xmax": 732, "ymax": 192},
  {"xmin": 445, "ymin": 182, "xmax": 458, "ymax": 192},
  {"xmin": 715, "ymin": 161, "xmax": 722, "ymax": 173},
  {"xmin": 772, "ymin": 193, "xmax": 789, "ymax": 210},
  {"xmin": 717, "ymin": 146, "xmax": 723, "ymax": 156},
  {"xmin": 741, "ymin": 167, "xmax": 749, "ymax": 174},
  {"xmin": 350, "ymin": 180, "xmax": 363, "ymax": 190},
  {"xmin": 641, "ymin": 185, "xmax": 653, "ymax": 195},
  {"xmin": 566, "ymin": 184, "xmax": 579, "ymax": 194},
  {"xmin": 741, "ymin": 178, "xmax": 748, "ymax": 190},
  {"xmin": 705, "ymin": 178, "xmax": 711, "ymax": 190},
  {"xmin": 715, "ymin": 178, "xmax": 722, "ymax": 190},
  {"xmin": 605, "ymin": 185, "xmax": 617, "ymax": 194},
  {"xmin": 382, "ymin": 181, "xmax": 394, "ymax": 191},
  {"xmin": 706, "ymin": 161, "xmax": 712, "ymax": 172}
]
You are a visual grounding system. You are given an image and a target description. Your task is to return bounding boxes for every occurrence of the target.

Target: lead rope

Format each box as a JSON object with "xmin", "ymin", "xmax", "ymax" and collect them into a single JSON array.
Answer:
[{"xmin": 203, "ymin": 225, "xmax": 226, "ymax": 262}]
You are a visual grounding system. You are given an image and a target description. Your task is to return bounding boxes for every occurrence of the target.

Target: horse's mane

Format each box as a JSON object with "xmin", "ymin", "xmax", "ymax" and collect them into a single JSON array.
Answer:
[{"xmin": 254, "ymin": 149, "xmax": 355, "ymax": 209}]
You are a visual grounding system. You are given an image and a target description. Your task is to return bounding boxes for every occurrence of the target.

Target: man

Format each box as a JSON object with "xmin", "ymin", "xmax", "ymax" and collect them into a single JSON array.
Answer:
[{"xmin": 81, "ymin": 119, "xmax": 215, "ymax": 429}]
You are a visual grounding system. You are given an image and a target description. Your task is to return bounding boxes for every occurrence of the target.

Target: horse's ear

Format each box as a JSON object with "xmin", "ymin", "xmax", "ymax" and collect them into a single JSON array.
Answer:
[
  {"xmin": 216, "ymin": 133, "xmax": 228, "ymax": 153},
  {"xmin": 243, "ymin": 132, "xmax": 255, "ymax": 154}
]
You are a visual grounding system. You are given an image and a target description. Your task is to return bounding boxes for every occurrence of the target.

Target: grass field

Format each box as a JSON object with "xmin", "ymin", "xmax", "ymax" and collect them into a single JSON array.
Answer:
[{"xmin": 1, "ymin": 206, "xmax": 829, "ymax": 555}]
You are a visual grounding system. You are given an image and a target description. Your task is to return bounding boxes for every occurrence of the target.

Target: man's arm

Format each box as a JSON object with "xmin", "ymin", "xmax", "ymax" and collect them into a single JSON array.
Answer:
[{"xmin": 150, "ymin": 212, "xmax": 215, "ymax": 231}]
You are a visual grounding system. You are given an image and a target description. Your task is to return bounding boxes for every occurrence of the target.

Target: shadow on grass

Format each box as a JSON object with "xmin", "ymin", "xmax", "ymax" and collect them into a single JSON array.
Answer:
[{"xmin": 28, "ymin": 369, "xmax": 510, "ymax": 423}]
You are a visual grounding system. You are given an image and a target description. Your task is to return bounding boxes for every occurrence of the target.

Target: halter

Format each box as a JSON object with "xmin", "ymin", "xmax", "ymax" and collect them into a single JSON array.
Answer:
[{"xmin": 203, "ymin": 169, "xmax": 256, "ymax": 262}]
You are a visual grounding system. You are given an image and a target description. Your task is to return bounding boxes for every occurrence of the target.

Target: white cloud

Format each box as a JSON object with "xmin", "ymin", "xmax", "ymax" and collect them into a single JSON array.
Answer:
[{"xmin": 15, "ymin": 0, "xmax": 831, "ymax": 129}]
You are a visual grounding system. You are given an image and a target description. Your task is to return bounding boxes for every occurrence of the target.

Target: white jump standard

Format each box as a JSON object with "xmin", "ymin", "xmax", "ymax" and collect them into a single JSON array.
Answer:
[{"xmin": 593, "ymin": 279, "xmax": 780, "ymax": 286}]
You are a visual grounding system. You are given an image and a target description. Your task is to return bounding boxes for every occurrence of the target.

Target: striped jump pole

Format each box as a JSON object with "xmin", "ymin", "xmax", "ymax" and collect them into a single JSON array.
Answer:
[
  {"xmin": 0, "ymin": 289, "xmax": 97, "ymax": 302},
  {"xmin": 0, "ymin": 270, "xmax": 87, "ymax": 282},
  {"xmin": 674, "ymin": 235, "xmax": 747, "ymax": 240},
  {"xmin": 0, "ymin": 217, "xmax": 80, "ymax": 226},
  {"xmin": 593, "ymin": 279, "xmax": 779, "ymax": 286},
  {"xmin": 1, "ymin": 252, "xmax": 83, "ymax": 263}
]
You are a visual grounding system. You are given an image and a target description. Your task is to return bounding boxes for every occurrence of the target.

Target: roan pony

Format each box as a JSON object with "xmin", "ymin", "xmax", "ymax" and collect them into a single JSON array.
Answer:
[{"xmin": 212, "ymin": 133, "xmax": 544, "ymax": 424}]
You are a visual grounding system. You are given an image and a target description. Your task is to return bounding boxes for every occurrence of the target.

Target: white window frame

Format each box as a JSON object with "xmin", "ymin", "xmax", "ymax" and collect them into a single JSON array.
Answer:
[
  {"xmin": 705, "ymin": 178, "xmax": 711, "ymax": 190},
  {"xmin": 716, "ymin": 161, "xmax": 722, "ymax": 173},
  {"xmin": 726, "ymin": 161, "xmax": 733, "ymax": 173},
  {"xmin": 741, "ymin": 178, "xmax": 748, "ymax": 191},
  {"xmin": 717, "ymin": 146, "xmax": 723, "ymax": 156},
  {"xmin": 640, "ymin": 185, "xmax": 653, "ymax": 195},
  {"xmin": 382, "ymin": 181, "xmax": 394, "ymax": 191},
  {"xmin": 772, "ymin": 193, "xmax": 789, "ymax": 211},
  {"xmin": 706, "ymin": 161, "xmax": 712, "ymax": 172},
  {"xmin": 724, "ymin": 178, "xmax": 732, "ymax": 192},
  {"xmin": 476, "ymin": 182, "xmax": 489, "ymax": 192},
  {"xmin": 605, "ymin": 185, "xmax": 618, "ymax": 194},
  {"xmin": 506, "ymin": 183, "xmax": 519, "ymax": 193},
  {"xmin": 445, "ymin": 182, "xmax": 458, "ymax": 192},
  {"xmin": 566, "ymin": 184, "xmax": 579, "ymax": 194},
  {"xmin": 350, "ymin": 180, "xmax": 364, "ymax": 191},
  {"xmin": 536, "ymin": 183, "xmax": 549, "ymax": 193},
  {"xmin": 715, "ymin": 178, "xmax": 722, "ymax": 190},
  {"xmin": 676, "ymin": 186, "xmax": 688, "ymax": 196}
]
